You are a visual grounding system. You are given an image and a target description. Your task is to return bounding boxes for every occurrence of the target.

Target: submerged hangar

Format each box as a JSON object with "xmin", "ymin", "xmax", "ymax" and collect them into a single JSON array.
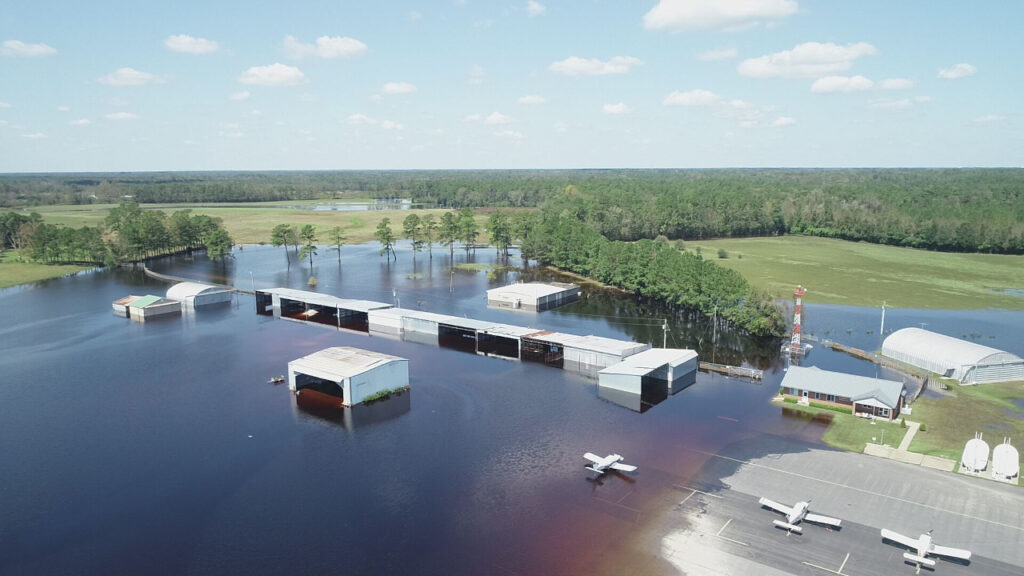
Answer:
[{"xmin": 881, "ymin": 328, "xmax": 1024, "ymax": 385}]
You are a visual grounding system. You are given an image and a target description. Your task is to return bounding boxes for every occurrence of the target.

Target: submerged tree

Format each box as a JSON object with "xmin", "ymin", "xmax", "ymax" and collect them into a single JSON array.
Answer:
[
  {"xmin": 439, "ymin": 211, "xmax": 459, "ymax": 259},
  {"xmin": 327, "ymin": 226, "xmax": 345, "ymax": 265},
  {"xmin": 458, "ymin": 208, "xmax": 478, "ymax": 253},
  {"xmin": 298, "ymin": 224, "xmax": 317, "ymax": 270},
  {"xmin": 271, "ymin": 224, "xmax": 295, "ymax": 265},
  {"xmin": 205, "ymin": 228, "xmax": 234, "ymax": 262},
  {"xmin": 375, "ymin": 217, "xmax": 396, "ymax": 261},
  {"xmin": 487, "ymin": 210, "xmax": 512, "ymax": 259},
  {"xmin": 403, "ymin": 213, "xmax": 424, "ymax": 259},
  {"xmin": 421, "ymin": 213, "xmax": 437, "ymax": 259}
]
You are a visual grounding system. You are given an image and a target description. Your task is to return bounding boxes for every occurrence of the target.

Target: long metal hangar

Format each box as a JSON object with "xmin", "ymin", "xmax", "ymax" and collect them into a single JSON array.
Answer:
[
  {"xmin": 881, "ymin": 327, "xmax": 1024, "ymax": 385},
  {"xmin": 520, "ymin": 331, "xmax": 650, "ymax": 372},
  {"xmin": 598, "ymin": 348, "xmax": 699, "ymax": 395},
  {"xmin": 255, "ymin": 287, "xmax": 391, "ymax": 332}
]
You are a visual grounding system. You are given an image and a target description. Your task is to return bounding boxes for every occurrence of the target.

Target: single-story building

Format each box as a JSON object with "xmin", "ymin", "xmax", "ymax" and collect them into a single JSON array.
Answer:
[
  {"xmin": 881, "ymin": 327, "xmax": 1024, "ymax": 385},
  {"xmin": 780, "ymin": 365, "xmax": 906, "ymax": 421},
  {"xmin": 112, "ymin": 295, "xmax": 142, "ymax": 317},
  {"xmin": 166, "ymin": 282, "xmax": 232, "ymax": 309},
  {"xmin": 598, "ymin": 348, "xmax": 699, "ymax": 395},
  {"xmin": 127, "ymin": 294, "xmax": 182, "ymax": 322},
  {"xmin": 486, "ymin": 282, "xmax": 580, "ymax": 312},
  {"xmin": 288, "ymin": 347, "xmax": 409, "ymax": 407}
]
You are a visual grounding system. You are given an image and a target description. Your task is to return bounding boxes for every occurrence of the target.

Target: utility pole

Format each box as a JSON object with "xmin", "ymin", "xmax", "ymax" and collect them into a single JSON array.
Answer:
[
  {"xmin": 880, "ymin": 301, "xmax": 886, "ymax": 347},
  {"xmin": 662, "ymin": 319, "xmax": 668, "ymax": 348}
]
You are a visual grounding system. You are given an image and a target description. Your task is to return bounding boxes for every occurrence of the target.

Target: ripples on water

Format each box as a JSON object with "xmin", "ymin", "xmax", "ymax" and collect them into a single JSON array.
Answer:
[{"xmin": 1, "ymin": 243, "xmax": 1021, "ymax": 575}]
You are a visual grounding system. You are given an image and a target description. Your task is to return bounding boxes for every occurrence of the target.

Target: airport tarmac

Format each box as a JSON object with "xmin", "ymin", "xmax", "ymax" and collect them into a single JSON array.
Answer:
[
  {"xmin": 654, "ymin": 437, "xmax": 1024, "ymax": 575},
  {"xmin": 585, "ymin": 435, "xmax": 1023, "ymax": 576}
]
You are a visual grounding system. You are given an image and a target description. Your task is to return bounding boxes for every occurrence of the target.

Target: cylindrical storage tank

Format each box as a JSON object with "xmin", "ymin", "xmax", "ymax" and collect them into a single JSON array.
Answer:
[
  {"xmin": 992, "ymin": 442, "xmax": 1020, "ymax": 480},
  {"xmin": 961, "ymin": 437, "xmax": 990, "ymax": 473}
]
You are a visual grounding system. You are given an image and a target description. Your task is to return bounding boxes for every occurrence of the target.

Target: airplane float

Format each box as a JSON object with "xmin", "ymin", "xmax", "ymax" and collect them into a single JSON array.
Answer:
[
  {"xmin": 583, "ymin": 453, "xmax": 637, "ymax": 475},
  {"xmin": 881, "ymin": 529, "xmax": 971, "ymax": 573},
  {"xmin": 758, "ymin": 497, "xmax": 842, "ymax": 534}
]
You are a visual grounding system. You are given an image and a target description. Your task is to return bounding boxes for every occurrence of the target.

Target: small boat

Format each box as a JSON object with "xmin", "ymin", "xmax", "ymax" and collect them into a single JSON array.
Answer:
[{"xmin": 268, "ymin": 375, "xmax": 285, "ymax": 384}]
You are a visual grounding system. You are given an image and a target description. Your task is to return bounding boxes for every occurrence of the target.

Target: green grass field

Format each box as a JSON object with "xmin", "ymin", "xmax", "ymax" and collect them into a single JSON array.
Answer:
[
  {"xmin": 0, "ymin": 252, "xmax": 91, "ymax": 289},
  {"xmin": 688, "ymin": 236, "xmax": 1024, "ymax": 309},
  {"xmin": 907, "ymin": 381, "xmax": 1024, "ymax": 461}
]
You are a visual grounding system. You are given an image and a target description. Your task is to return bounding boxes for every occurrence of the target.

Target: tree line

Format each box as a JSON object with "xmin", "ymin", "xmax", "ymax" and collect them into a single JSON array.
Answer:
[{"xmin": 1, "ymin": 201, "xmax": 233, "ymax": 266}]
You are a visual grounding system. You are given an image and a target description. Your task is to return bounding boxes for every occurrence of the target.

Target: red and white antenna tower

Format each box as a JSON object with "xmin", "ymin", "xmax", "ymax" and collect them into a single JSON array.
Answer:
[{"xmin": 789, "ymin": 285, "xmax": 806, "ymax": 356}]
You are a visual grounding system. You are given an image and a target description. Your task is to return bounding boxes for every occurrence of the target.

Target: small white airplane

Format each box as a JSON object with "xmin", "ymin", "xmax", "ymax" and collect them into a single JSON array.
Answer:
[
  {"xmin": 881, "ymin": 529, "xmax": 971, "ymax": 572},
  {"xmin": 583, "ymin": 453, "xmax": 637, "ymax": 475},
  {"xmin": 758, "ymin": 497, "xmax": 842, "ymax": 534}
]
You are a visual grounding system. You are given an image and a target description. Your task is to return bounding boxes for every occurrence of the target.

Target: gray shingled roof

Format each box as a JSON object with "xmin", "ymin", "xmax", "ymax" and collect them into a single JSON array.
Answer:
[{"xmin": 781, "ymin": 366, "xmax": 905, "ymax": 409}]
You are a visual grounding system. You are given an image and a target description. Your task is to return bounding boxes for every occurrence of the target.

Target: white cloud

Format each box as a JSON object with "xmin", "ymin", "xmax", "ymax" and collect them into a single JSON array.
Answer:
[
  {"xmin": 643, "ymin": 0, "xmax": 797, "ymax": 31},
  {"xmin": 810, "ymin": 75, "xmax": 873, "ymax": 93},
  {"xmin": 485, "ymin": 111, "xmax": 514, "ymax": 125},
  {"xmin": 0, "ymin": 102, "xmax": 11, "ymax": 108},
  {"xmin": 98, "ymin": 67, "xmax": 164, "ymax": 86},
  {"xmin": 663, "ymin": 89, "xmax": 720, "ymax": 106},
  {"xmin": 229, "ymin": 90, "xmax": 251, "ymax": 101},
  {"xmin": 603, "ymin": 102, "xmax": 632, "ymax": 115},
  {"xmin": 464, "ymin": 114, "xmax": 482, "ymax": 122},
  {"xmin": 549, "ymin": 56, "xmax": 642, "ymax": 76},
  {"xmin": 915, "ymin": 95, "xmax": 932, "ymax": 103},
  {"xmin": 526, "ymin": 1, "xmax": 546, "ymax": 17},
  {"xmin": 238, "ymin": 63, "xmax": 306, "ymax": 86},
  {"xmin": 517, "ymin": 95, "xmax": 545, "ymax": 105},
  {"xmin": 973, "ymin": 114, "xmax": 1005, "ymax": 124},
  {"xmin": 164, "ymin": 34, "xmax": 219, "ymax": 54},
  {"xmin": 938, "ymin": 63, "xmax": 976, "ymax": 79},
  {"xmin": 869, "ymin": 98, "xmax": 913, "ymax": 110},
  {"xmin": 772, "ymin": 116, "xmax": 795, "ymax": 127},
  {"xmin": 71, "ymin": 118, "xmax": 92, "ymax": 126},
  {"xmin": 56, "ymin": 105, "xmax": 70, "ymax": 112},
  {"xmin": 1, "ymin": 39, "xmax": 57, "ymax": 57},
  {"xmin": 21, "ymin": 132, "xmax": 47, "ymax": 139},
  {"xmin": 408, "ymin": 11, "xmax": 423, "ymax": 22},
  {"xmin": 381, "ymin": 81, "xmax": 417, "ymax": 94},
  {"xmin": 738, "ymin": 42, "xmax": 877, "ymax": 78},
  {"xmin": 697, "ymin": 48, "xmax": 738, "ymax": 61},
  {"xmin": 348, "ymin": 113, "xmax": 378, "ymax": 125},
  {"xmin": 347, "ymin": 114, "xmax": 403, "ymax": 130},
  {"xmin": 880, "ymin": 78, "xmax": 914, "ymax": 90},
  {"xmin": 283, "ymin": 35, "xmax": 368, "ymax": 59},
  {"xmin": 495, "ymin": 129, "xmax": 524, "ymax": 140},
  {"xmin": 106, "ymin": 112, "xmax": 138, "ymax": 120},
  {"xmin": 468, "ymin": 65, "xmax": 484, "ymax": 85},
  {"xmin": 380, "ymin": 120, "xmax": 404, "ymax": 130}
]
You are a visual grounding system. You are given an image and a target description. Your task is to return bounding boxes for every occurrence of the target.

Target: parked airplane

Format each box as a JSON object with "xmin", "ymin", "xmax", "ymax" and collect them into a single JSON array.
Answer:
[
  {"xmin": 758, "ymin": 497, "xmax": 842, "ymax": 534},
  {"xmin": 881, "ymin": 529, "xmax": 971, "ymax": 572},
  {"xmin": 583, "ymin": 453, "xmax": 637, "ymax": 475}
]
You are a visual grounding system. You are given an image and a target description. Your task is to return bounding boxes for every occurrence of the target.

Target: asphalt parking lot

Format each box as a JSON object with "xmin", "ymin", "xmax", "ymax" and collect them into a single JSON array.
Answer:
[{"xmin": 650, "ymin": 441, "xmax": 1024, "ymax": 576}]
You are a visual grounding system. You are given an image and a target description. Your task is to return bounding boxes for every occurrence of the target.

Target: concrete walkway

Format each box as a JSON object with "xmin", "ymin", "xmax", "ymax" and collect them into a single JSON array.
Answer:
[
  {"xmin": 863, "ymin": 443, "xmax": 956, "ymax": 471},
  {"xmin": 897, "ymin": 419, "xmax": 920, "ymax": 450}
]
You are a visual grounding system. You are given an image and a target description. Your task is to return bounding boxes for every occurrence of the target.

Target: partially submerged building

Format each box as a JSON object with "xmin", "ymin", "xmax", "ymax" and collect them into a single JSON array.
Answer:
[
  {"xmin": 288, "ymin": 347, "xmax": 408, "ymax": 407},
  {"xmin": 780, "ymin": 365, "xmax": 906, "ymax": 421},
  {"xmin": 166, "ymin": 282, "xmax": 232, "ymax": 309},
  {"xmin": 127, "ymin": 294, "xmax": 182, "ymax": 322},
  {"xmin": 112, "ymin": 295, "xmax": 142, "ymax": 317},
  {"xmin": 598, "ymin": 348, "xmax": 699, "ymax": 395},
  {"xmin": 520, "ymin": 331, "xmax": 650, "ymax": 373},
  {"xmin": 256, "ymin": 287, "xmax": 391, "ymax": 332},
  {"xmin": 881, "ymin": 327, "xmax": 1024, "ymax": 385},
  {"xmin": 486, "ymin": 282, "xmax": 580, "ymax": 312}
]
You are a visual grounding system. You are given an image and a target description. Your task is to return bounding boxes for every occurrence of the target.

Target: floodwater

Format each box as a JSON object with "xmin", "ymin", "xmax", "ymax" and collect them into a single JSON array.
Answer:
[{"xmin": 1, "ymin": 243, "xmax": 1022, "ymax": 575}]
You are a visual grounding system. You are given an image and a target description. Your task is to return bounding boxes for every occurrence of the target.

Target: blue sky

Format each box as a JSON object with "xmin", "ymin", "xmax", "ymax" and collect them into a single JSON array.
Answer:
[{"xmin": 1, "ymin": 1, "xmax": 1020, "ymax": 171}]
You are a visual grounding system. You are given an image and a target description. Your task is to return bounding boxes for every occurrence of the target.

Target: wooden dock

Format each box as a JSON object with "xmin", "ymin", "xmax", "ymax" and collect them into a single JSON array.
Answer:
[{"xmin": 699, "ymin": 362, "xmax": 763, "ymax": 381}]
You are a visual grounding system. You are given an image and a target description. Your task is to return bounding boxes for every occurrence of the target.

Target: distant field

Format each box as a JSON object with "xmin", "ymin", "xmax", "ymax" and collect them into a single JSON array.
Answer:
[
  {"xmin": 28, "ymin": 203, "xmax": 490, "ymax": 245},
  {"xmin": 689, "ymin": 236, "xmax": 1024, "ymax": 310},
  {"xmin": 0, "ymin": 252, "xmax": 91, "ymax": 289}
]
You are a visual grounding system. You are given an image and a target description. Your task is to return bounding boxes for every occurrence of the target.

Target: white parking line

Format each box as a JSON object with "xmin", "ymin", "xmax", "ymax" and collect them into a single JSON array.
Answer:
[
  {"xmin": 714, "ymin": 518, "xmax": 750, "ymax": 547},
  {"xmin": 801, "ymin": 552, "xmax": 851, "ymax": 575},
  {"xmin": 673, "ymin": 484, "xmax": 723, "ymax": 499}
]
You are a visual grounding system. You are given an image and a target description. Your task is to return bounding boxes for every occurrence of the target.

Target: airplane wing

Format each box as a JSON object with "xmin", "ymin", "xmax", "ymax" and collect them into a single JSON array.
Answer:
[
  {"xmin": 583, "ymin": 453, "xmax": 604, "ymax": 465},
  {"xmin": 881, "ymin": 528, "xmax": 920, "ymax": 549},
  {"xmin": 931, "ymin": 545, "xmax": 972, "ymax": 561},
  {"xmin": 805, "ymin": 513, "xmax": 842, "ymax": 528},
  {"xmin": 609, "ymin": 462, "xmax": 637, "ymax": 472},
  {"xmin": 758, "ymin": 498, "xmax": 794, "ymax": 516}
]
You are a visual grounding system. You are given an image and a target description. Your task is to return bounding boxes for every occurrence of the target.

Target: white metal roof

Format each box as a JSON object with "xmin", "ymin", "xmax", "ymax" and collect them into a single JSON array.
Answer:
[
  {"xmin": 259, "ymin": 287, "xmax": 390, "ymax": 312},
  {"xmin": 289, "ymin": 347, "xmax": 405, "ymax": 381},
  {"xmin": 486, "ymin": 282, "xmax": 578, "ymax": 300},
  {"xmin": 482, "ymin": 323, "xmax": 538, "ymax": 338},
  {"xmin": 599, "ymin": 348, "xmax": 698, "ymax": 376},
  {"xmin": 336, "ymin": 299, "xmax": 392, "ymax": 312},
  {"xmin": 882, "ymin": 328, "xmax": 1021, "ymax": 372},
  {"xmin": 167, "ymin": 282, "xmax": 228, "ymax": 300},
  {"xmin": 781, "ymin": 366, "xmax": 905, "ymax": 409},
  {"xmin": 524, "ymin": 331, "xmax": 647, "ymax": 356}
]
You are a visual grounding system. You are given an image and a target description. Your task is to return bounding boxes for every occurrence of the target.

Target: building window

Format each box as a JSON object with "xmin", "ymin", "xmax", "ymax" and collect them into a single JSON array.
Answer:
[
  {"xmin": 879, "ymin": 407, "xmax": 890, "ymax": 418},
  {"xmin": 827, "ymin": 394, "xmax": 836, "ymax": 402},
  {"xmin": 790, "ymin": 387, "xmax": 799, "ymax": 395}
]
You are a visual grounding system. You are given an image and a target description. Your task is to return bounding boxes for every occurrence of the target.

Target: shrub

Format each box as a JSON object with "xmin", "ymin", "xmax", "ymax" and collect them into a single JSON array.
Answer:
[
  {"xmin": 809, "ymin": 401, "xmax": 853, "ymax": 414},
  {"xmin": 717, "ymin": 248, "xmax": 728, "ymax": 259},
  {"xmin": 655, "ymin": 235, "xmax": 669, "ymax": 244},
  {"xmin": 900, "ymin": 418, "xmax": 907, "ymax": 428},
  {"xmin": 783, "ymin": 397, "xmax": 798, "ymax": 404},
  {"xmin": 919, "ymin": 423, "xmax": 927, "ymax": 432}
]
